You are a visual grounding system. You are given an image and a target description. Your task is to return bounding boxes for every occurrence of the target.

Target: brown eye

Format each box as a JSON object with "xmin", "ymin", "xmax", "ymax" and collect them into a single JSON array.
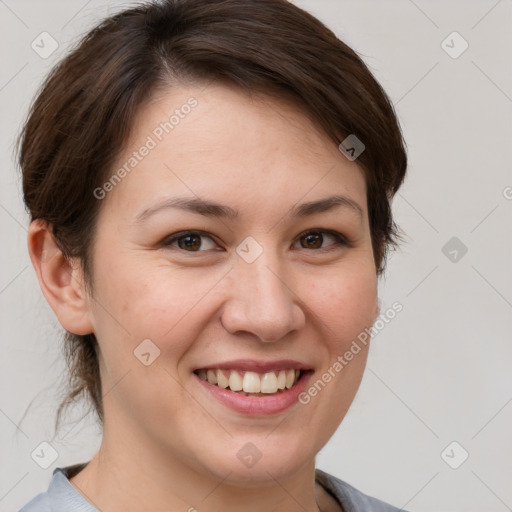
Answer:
[
  {"xmin": 295, "ymin": 229, "xmax": 348, "ymax": 251},
  {"xmin": 177, "ymin": 234, "xmax": 201, "ymax": 251},
  {"xmin": 162, "ymin": 231, "xmax": 217, "ymax": 252},
  {"xmin": 301, "ymin": 231, "xmax": 323, "ymax": 249}
]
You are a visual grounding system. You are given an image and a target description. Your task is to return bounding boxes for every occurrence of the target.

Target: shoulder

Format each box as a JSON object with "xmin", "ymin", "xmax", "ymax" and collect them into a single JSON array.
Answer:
[
  {"xmin": 18, "ymin": 489, "xmax": 51, "ymax": 512},
  {"xmin": 17, "ymin": 464, "xmax": 95, "ymax": 512},
  {"xmin": 315, "ymin": 468, "xmax": 409, "ymax": 512}
]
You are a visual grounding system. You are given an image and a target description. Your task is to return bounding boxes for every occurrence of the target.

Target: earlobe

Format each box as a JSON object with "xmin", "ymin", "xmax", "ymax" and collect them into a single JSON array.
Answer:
[{"xmin": 27, "ymin": 220, "xmax": 94, "ymax": 335}]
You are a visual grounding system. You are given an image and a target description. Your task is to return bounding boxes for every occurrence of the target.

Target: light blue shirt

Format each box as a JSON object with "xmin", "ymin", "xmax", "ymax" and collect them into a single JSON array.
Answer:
[{"xmin": 18, "ymin": 463, "xmax": 408, "ymax": 511}]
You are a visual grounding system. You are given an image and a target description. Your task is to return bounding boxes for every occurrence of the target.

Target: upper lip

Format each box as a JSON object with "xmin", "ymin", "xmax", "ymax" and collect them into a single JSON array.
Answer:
[{"xmin": 194, "ymin": 359, "xmax": 313, "ymax": 373}]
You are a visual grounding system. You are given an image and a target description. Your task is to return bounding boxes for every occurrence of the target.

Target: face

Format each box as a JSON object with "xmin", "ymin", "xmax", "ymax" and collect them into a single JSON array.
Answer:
[{"xmin": 84, "ymin": 83, "xmax": 379, "ymax": 484}]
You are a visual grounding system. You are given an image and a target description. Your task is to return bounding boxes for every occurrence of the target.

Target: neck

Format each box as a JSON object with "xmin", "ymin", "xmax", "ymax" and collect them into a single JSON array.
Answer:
[{"xmin": 69, "ymin": 417, "xmax": 324, "ymax": 512}]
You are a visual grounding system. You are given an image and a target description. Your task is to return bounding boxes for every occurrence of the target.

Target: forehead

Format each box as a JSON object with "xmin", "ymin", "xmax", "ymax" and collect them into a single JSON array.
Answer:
[{"xmin": 99, "ymin": 83, "xmax": 367, "ymax": 222}]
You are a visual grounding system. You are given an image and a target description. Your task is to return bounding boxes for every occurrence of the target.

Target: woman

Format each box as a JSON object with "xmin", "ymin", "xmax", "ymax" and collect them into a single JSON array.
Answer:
[{"xmin": 17, "ymin": 0, "xmax": 408, "ymax": 510}]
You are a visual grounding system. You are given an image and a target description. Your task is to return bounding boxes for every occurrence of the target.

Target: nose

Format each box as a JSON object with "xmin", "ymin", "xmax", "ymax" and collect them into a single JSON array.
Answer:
[{"xmin": 220, "ymin": 252, "xmax": 306, "ymax": 343}]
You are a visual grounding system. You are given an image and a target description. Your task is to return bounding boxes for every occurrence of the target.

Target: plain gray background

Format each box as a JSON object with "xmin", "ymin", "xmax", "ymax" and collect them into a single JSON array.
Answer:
[{"xmin": 1, "ymin": 1, "xmax": 511, "ymax": 511}]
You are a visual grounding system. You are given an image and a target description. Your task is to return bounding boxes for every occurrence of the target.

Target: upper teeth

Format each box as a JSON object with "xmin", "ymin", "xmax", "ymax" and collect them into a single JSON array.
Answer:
[{"xmin": 196, "ymin": 369, "xmax": 301, "ymax": 394}]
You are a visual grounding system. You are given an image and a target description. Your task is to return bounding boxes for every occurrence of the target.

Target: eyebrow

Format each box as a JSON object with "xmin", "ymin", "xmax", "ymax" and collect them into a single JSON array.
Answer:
[{"xmin": 133, "ymin": 194, "xmax": 364, "ymax": 223}]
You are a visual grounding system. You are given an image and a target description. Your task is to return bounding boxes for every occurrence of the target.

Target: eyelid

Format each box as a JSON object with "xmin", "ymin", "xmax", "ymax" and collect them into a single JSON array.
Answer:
[
  {"xmin": 298, "ymin": 228, "xmax": 351, "ymax": 248},
  {"xmin": 161, "ymin": 228, "xmax": 351, "ymax": 252},
  {"xmin": 161, "ymin": 230, "xmax": 218, "ymax": 251}
]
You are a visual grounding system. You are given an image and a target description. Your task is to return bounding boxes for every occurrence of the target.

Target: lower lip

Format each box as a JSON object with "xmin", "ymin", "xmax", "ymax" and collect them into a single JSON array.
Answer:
[{"xmin": 194, "ymin": 371, "xmax": 313, "ymax": 415}]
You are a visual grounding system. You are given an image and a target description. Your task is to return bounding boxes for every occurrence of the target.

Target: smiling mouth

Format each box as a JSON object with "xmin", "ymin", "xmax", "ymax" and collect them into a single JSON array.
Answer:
[{"xmin": 193, "ymin": 368, "xmax": 305, "ymax": 396}]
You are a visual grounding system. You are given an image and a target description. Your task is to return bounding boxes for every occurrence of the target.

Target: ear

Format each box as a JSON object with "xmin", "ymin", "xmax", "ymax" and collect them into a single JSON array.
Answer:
[{"xmin": 27, "ymin": 219, "xmax": 94, "ymax": 335}]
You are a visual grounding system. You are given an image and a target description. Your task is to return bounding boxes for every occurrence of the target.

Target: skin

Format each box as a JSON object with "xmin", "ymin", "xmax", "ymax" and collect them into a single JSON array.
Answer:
[{"xmin": 28, "ymin": 83, "xmax": 380, "ymax": 512}]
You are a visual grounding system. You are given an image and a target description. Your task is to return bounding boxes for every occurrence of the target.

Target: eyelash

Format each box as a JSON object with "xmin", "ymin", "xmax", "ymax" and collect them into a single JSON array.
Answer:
[{"xmin": 161, "ymin": 229, "xmax": 351, "ymax": 253}]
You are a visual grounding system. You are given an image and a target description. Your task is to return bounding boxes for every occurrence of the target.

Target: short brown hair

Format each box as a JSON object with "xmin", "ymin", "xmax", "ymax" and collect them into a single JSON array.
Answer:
[{"xmin": 17, "ymin": 0, "xmax": 407, "ymax": 433}]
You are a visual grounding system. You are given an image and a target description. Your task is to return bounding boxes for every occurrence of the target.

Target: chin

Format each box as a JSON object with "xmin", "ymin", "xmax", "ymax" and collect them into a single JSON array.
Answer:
[{"xmin": 198, "ymin": 438, "xmax": 316, "ymax": 486}]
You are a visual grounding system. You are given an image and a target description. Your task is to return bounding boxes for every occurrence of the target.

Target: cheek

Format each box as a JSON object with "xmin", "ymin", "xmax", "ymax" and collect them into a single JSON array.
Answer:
[
  {"xmin": 91, "ymin": 254, "xmax": 229, "ymax": 364},
  {"xmin": 286, "ymin": 261, "xmax": 376, "ymax": 448},
  {"xmin": 305, "ymin": 260, "xmax": 377, "ymax": 346}
]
